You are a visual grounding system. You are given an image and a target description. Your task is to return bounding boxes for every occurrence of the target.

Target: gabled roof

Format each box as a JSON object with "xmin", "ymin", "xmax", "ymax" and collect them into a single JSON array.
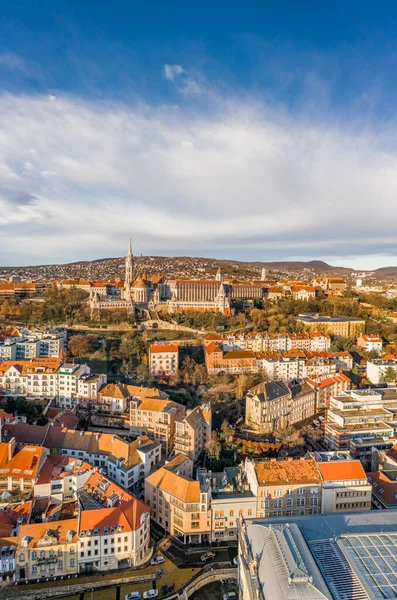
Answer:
[
  {"xmin": 79, "ymin": 498, "xmax": 148, "ymax": 534},
  {"xmin": 150, "ymin": 343, "xmax": 178, "ymax": 353}
]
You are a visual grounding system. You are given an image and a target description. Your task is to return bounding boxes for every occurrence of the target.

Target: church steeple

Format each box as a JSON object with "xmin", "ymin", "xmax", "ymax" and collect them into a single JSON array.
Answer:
[{"xmin": 124, "ymin": 239, "xmax": 134, "ymax": 302}]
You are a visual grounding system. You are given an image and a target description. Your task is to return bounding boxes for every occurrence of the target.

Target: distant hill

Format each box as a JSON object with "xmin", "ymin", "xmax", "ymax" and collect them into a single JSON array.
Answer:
[
  {"xmin": 373, "ymin": 266, "xmax": 397, "ymax": 277},
  {"xmin": 0, "ymin": 255, "xmax": 357, "ymax": 282}
]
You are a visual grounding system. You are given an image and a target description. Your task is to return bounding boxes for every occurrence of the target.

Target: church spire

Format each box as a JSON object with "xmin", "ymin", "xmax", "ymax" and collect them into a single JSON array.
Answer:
[{"xmin": 124, "ymin": 239, "xmax": 134, "ymax": 302}]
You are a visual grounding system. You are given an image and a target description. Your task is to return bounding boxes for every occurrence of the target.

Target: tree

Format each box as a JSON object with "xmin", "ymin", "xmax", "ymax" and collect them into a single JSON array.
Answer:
[
  {"xmin": 68, "ymin": 334, "xmax": 91, "ymax": 357},
  {"xmin": 384, "ymin": 366, "xmax": 397, "ymax": 384},
  {"xmin": 220, "ymin": 419, "xmax": 234, "ymax": 448},
  {"xmin": 205, "ymin": 431, "xmax": 222, "ymax": 461},
  {"xmin": 235, "ymin": 374, "xmax": 250, "ymax": 401}
]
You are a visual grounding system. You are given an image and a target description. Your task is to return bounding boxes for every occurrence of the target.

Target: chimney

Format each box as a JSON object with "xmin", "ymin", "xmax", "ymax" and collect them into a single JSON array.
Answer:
[{"xmin": 8, "ymin": 437, "xmax": 16, "ymax": 461}]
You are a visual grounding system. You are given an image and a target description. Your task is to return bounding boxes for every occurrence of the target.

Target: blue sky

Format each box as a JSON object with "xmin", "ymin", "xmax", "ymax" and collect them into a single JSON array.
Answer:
[{"xmin": 1, "ymin": 0, "xmax": 397, "ymax": 268}]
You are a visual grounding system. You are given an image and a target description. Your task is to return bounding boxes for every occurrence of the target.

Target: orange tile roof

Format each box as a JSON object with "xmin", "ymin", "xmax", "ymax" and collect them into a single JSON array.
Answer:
[
  {"xmin": 150, "ymin": 344, "xmax": 178, "ymax": 353},
  {"xmin": 223, "ymin": 350, "xmax": 256, "ymax": 360},
  {"xmin": 146, "ymin": 467, "xmax": 200, "ymax": 503},
  {"xmin": 79, "ymin": 498, "xmax": 149, "ymax": 534},
  {"xmin": 126, "ymin": 385, "xmax": 167, "ymax": 399},
  {"xmin": 0, "ymin": 358, "xmax": 62, "ymax": 375},
  {"xmin": 17, "ymin": 518, "xmax": 78, "ymax": 548},
  {"xmin": 205, "ymin": 341, "xmax": 223, "ymax": 355},
  {"xmin": 318, "ymin": 460, "xmax": 366, "ymax": 481},
  {"xmin": 254, "ymin": 459, "xmax": 321, "ymax": 486},
  {"xmin": 0, "ymin": 443, "xmax": 45, "ymax": 479},
  {"xmin": 35, "ymin": 455, "xmax": 93, "ymax": 485},
  {"xmin": 83, "ymin": 471, "xmax": 133, "ymax": 507}
]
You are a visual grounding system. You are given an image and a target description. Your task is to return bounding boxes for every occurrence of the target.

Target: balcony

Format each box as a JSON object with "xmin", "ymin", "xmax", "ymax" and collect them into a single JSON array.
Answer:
[{"xmin": 37, "ymin": 556, "xmax": 57, "ymax": 565}]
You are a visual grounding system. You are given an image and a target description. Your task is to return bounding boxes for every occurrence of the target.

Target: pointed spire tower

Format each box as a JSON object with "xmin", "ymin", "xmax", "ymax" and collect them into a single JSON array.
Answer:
[
  {"xmin": 124, "ymin": 239, "xmax": 134, "ymax": 302},
  {"xmin": 215, "ymin": 267, "xmax": 223, "ymax": 282}
]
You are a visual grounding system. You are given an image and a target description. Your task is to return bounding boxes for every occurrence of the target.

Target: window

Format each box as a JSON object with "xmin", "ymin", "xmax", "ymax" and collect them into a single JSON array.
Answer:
[
  {"xmin": 58, "ymin": 561, "xmax": 63, "ymax": 570},
  {"xmin": 19, "ymin": 553, "xmax": 25, "ymax": 562},
  {"xmin": 230, "ymin": 510, "xmax": 234, "ymax": 517},
  {"xmin": 248, "ymin": 509, "xmax": 252, "ymax": 516},
  {"xmin": 32, "ymin": 565, "xmax": 37, "ymax": 574},
  {"xmin": 32, "ymin": 551, "xmax": 37, "ymax": 560},
  {"xmin": 70, "ymin": 558, "xmax": 75, "ymax": 567}
]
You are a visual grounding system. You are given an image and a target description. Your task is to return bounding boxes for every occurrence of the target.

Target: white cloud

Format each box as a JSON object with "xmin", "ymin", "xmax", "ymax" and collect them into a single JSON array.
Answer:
[
  {"xmin": 163, "ymin": 64, "xmax": 186, "ymax": 81},
  {"xmin": 0, "ymin": 91, "xmax": 397, "ymax": 266}
]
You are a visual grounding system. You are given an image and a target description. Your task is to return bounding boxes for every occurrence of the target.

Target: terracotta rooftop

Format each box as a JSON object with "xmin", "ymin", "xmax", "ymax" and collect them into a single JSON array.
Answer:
[
  {"xmin": 254, "ymin": 459, "xmax": 321, "ymax": 486},
  {"xmin": 79, "ymin": 498, "xmax": 149, "ymax": 534},
  {"xmin": 318, "ymin": 460, "xmax": 366, "ymax": 482},
  {"xmin": 150, "ymin": 344, "xmax": 178, "ymax": 354},
  {"xmin": 146, "ymin": 467, "xmax": 200, "ymax": 503},
  {"xmin": 17, "ymin": 517, "xmax": 78, "ymax": 548}
]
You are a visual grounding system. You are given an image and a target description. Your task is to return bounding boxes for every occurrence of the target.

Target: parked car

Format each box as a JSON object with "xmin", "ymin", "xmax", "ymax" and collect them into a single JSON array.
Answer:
[
  {"xmin": 200, "ymin": 550, "xmax": 216, "ymax": 562},
  {"xmin": 232, "ymin": 557, "xmax": 238, "ymax": 566},
  {"xmin": 143, "ymin": 591, "xmax": 159, "ymax": 600},
  {"xmin": 151, "ymin": 555, "xmax": 165, "ymax": 566},
  {"xmin": 125, "ymin": 593, "xmax": 141, "ymax": 600},
  {"xmin": 223, "ymin": 593, "xmax": 237, "ymax": 600},
  {"xmin": 160, "ymin": 584, "xmax": 174, "ymax": 595}
]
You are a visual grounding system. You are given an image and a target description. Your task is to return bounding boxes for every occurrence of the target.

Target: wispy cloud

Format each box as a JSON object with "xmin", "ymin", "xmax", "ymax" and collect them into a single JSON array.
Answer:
[
  {"xmin": 163, "ymin": 64, "xmax": 186, "ymax": 81},
  {"xmin": 0, "ymin": 90, "xmax": 396, "ymax": 266}
]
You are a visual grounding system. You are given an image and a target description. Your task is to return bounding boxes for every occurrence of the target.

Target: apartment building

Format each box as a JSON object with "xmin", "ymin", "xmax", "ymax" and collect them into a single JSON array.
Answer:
[
  {"xmin": 174, "ymin": 405, "xmax": 211, "ymax": 463},
  {"xmin": 205, "ymin": 342, "xmax": 349, "ymax": 378},
  {"xmin": 129, "ymin": 396, "xmax": 185, "ymax": 454},
  {"xmin": 244, "ymin": 458, "xmax": 322, "ymax": 518},
  {"xmin": 367, "ymin": 358, "xmax": 397, "ymax": 384},
  {"xmin": 33, "ymin": 455, "xmax": 95, "ymax": 503},
  {"xmin": 145, "ymin": 461, "xmax": 211, "ymax": 544},
  {"xmin": 368, "ymin": 444, "xmax": 397, "ymax": 509},
  {"xmin": 0, "ymin": 439, "xmax": 48, "ymax": 494},
  {"xmin": 245, "ymin": 382, "xmax": 291, "ymax": 433},
  {"xmin": 78, "ymin": 471, "xmax": 134, "ymax": 509},
  {"xmin": 245, "ymin": 381, "xmax": 316, "ymax": 433},
  {"xmin": 58, "ymin": 432, "xmax": 161, "ymax": 491},
  {"xmin": 16, "ymin": 518, "xmax": 78, "ymax": 582},
  {"xmin": 149, "ymin": 344, "xmax": 179, "ymax": 376},
  {"xmin": 0, "ymin": 358, "xmax": 106, "ymax": 403},
  {"xmin": 324, "ymin": 388, "xmax": 397, "ymax": 453},
  {"xmin": 207, "ymin": 466, "xmax": 257, "ymax": 543},
  {"xmin": 295, "ymin": 313, "xmax": 365, "ymax": 337},
  {"xmin": 357, "ymin": 334, "xmax": 383, "ymax": 356},
  {"xmin": 78, "ymin": 499, "xmax": 150, "ymax": 572},
  {"xmin": 317, "ymin": 460, "xmax": 372, "ymax": 512},
  {"xmin": 96, "ymin": 383, "xmax": 130, "ymax": 414},
  {"xmin": 306, "ymin": 372, "xmax": 351, "ymax": 409},
  {"xmin": 203, "ymin": 331, "xmax": 331, "ymax": 353}
]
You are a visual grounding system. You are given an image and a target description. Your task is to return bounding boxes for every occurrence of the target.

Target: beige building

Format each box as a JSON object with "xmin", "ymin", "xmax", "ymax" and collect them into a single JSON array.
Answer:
[
  {"xmin": 129, "ymin": 396, "xmax": 185, "ymax": 454},
  {"xmin": 174, "ymin": 405, "xmax": 212, "ymax": 463},
  {"xmin": 145, "ymin": 461, "xmax": 211, "ymax": 544},
  {"xmin": 149, "ymin": 344, "xmax": 179, "ymax": 376},
  {"xmin": 16, "ymin": 518, "xmax": 78, "ymax": 582},
  {"xmin": 306, "ymin": 372, "xmax": 351, "ymax": 409},
  {"xmin": 317, "ymin": 460, "xmax": 372, "ymax": 512},
  {"xmin": 245, "ymin": 381, "xmax": 315, "ymax": 433},
  {"xmin": 78, "ymin": 499, "xmax": 150, "ymax": 572},
  {"xmin": 295, "ymin": 314, "xmax": 365, "ymax": 337},
  {"xmin": 244, "ymin": 458, "xmax": 322, "ymax": 518}
]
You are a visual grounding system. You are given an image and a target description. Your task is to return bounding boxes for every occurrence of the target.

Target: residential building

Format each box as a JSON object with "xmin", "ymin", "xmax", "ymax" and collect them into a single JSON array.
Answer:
[
  {"xmin": 16, "ymin": 518, "xmax": 78, "ymax": 582},
  {"xmin": 316, "ymin": 460, "xmax": 372, "ymax": 512},
  {"xmin": 149, "ymin": 344, "xmax": 179, "ymax": 376},
  {"xmin": 295, "ymin": 313, "xmax": 365, "ymax": 337},
  {"xmin": 0, "ymin": 440, "xmax": 48, "ymax": 494},
  {"xmin": 367, "ymin": 358, "xmax": 397, "ymax": 384},
  {"xmin": 238, "ymin": 510, "xmax": 397, "ymax": 600},
  {"xmin": 0, "ymin": 358, "xmax": 105, "ymax": 403},
  {"xmin": 207, "ymin": 466, "xmax": 256, "ymax": 544},
  {"xmin": 0, "ymin": 425, "xmax": 162, "ymax": 492},
  {"xmin": 0, "ymin": 538, "xmax": 16, "ymax": 583},
  {"xmin": 245, "ymin": 381, "xmax": 316, "ymax": 433},
  {"xmin": 96, "ymin": 382, "xmax": 130, "ymax": 414},
  {"xmin": 78, "ymin": 471, "xmax": 134, "ymax": 510},
  {"xmin": 145, "ymin": 462, "xmax": 211, "ymax": 544},
  {"xmin": 244, "ymin": 457, "xmax": 322, "ymax": 518},
  {"xmin": 367, "ymin": 443, "xmax": 397, "ymax": 509},
  {"xmin": 357, "ymin": 334, "xmax": 383, "ymax": 356},
  {"xmin": 174, "ymin": 405, "xmax": 212, "ymax": 463},
  {"xmin": 33, "ymin": 455, "xmax": 95, "ymax": 503},
  {"xmin": 129, "ymin": 396, "xmax": 185, "ymax": 454},
  {"xmin": 78, "ymin": 499, "xmax": 150, "ymax": 572},
  {"xmin": 324, "ymin": 388, "xmax": 397, "ymax": 454},
  {"xmin": 306, "ymin": 372, "xmax": 351, "ymax": 409}
]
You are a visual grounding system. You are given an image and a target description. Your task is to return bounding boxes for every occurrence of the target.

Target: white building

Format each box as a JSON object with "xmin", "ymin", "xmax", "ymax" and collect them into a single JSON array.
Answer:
[
  {"xmin": 78, "ymin": 500, "xmax": 151, "ymax": 572},
  {"xmin": 367, "ymin": 358, "xmax": 397, "ymax": 384},
  {"xmin": 149, "ymin": 344, "xmax": 179, "ymax": 376},
  {"xmin": 357, "ymin": 334, "xmax": 383, "ymax": 356}
]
